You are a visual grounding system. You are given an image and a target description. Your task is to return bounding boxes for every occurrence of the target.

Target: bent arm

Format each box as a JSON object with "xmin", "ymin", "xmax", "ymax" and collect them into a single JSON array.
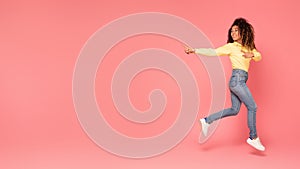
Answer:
[{"xmin": 252, "ymin": 49, "xmax": 262, "ymax": 61}]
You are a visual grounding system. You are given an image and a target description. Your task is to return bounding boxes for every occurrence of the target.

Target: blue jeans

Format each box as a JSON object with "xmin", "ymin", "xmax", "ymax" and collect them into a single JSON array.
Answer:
[{"xmin": 205, "ymin": 69, "xmax": 258, "ymax": 139}]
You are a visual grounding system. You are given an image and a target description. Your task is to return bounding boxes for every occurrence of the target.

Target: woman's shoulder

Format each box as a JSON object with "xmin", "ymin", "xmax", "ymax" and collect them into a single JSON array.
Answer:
[
  {"xmin": 217, "ymin": 42, "xmax": 234, "ymax": 48},
  {"xmin": 221, "ymin": 42, "xmax": 238, "ymax": 48},
  {"xmin": 232, "ymin": 42, "xmax": 242, "ymax": 46}
]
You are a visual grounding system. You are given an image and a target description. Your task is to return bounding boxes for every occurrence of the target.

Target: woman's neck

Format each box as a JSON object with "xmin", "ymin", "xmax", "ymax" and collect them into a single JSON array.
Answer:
[{"xmin": 234, "ymin": 40, "xmax": 242, "ymax": 44}]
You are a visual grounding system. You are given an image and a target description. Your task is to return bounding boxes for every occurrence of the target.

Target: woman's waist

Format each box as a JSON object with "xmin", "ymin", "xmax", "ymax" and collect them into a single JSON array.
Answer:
[{"xmin": 232, "ymin": 69, "xmax": 248, "ymax": 76}]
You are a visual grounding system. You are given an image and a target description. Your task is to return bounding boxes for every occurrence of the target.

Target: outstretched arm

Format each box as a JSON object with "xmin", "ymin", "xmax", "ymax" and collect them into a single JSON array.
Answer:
[
  {"xmin": 184, "ymin": 45, "xmax": 217, "ymax": 56},
  {"xmin": 183, "ymin": 44, "xmax": 230, "ymax": 56}
]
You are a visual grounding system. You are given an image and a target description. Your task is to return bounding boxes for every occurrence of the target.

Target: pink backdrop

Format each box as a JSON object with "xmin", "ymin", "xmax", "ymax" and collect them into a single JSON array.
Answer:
[{"xmin": 1, "ymin": 0, "xmax": 300, "ymax": 168}]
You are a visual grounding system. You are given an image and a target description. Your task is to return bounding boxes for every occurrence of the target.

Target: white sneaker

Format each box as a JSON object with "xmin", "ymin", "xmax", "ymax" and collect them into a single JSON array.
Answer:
[
  {"xmin": 246, "ymin": 137, "xmax": 265, "ymax": 151},
  {"xmin": 199, "ymin": 118, "xmax": 210, "ymax": 136}
]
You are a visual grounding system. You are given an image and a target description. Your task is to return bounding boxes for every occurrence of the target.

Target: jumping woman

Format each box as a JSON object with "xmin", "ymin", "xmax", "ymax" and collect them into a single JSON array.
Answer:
[{"xmin": 185, "ymin": 18, "xmax": 265, "ymax": 151}]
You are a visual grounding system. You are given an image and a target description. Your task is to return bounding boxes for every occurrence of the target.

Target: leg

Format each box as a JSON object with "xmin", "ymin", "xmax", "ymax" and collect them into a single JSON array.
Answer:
[
  {"xmin": 238, "ymin": 87, "xmax": 265, "ymax": 151},
  {"xmin": 231, "ymin": 84, "xmax": 257, "ymax": 139},
  {"xmin": 229, "ymin": 72, "xmax": 258, "ymax": 139},
  {"xmin": 205, "ymin": 90, "xmax": 242, "ymax": 124}
]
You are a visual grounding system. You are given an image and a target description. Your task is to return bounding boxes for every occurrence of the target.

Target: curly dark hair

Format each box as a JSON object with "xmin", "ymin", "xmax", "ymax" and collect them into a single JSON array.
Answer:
[{"xmin": 227, "ymin": 18, "xmax": 256, "ymax": 50}]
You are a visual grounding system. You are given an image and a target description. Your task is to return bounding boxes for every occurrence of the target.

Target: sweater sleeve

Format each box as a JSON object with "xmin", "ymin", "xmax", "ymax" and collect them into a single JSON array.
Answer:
[
  {"xmin": 194, "ymin": 48, "xmax": 217, "ymax": 56},
  {"xmin": 194, "ymin": 43, "xmax": 231, "ymax": 56},
  {"xmin": 252, "ymin": 49, "xmax": 262, "ymax": 62}
]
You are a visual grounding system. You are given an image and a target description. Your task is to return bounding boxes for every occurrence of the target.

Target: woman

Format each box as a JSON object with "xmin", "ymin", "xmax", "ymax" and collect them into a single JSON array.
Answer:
[{"xmin": 185, "ymin": 18, "xmax": 265, "ymax": 151}]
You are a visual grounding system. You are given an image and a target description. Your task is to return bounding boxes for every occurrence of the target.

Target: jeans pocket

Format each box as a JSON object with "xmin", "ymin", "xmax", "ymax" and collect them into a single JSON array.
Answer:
[{"xmin": 239, "ymin": 75, "xmax": 247, "ymax": 82}]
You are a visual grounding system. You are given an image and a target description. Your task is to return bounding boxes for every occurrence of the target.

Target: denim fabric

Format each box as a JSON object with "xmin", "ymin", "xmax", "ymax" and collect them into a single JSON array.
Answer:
[{"xmin": 206, "ymin": 69, "xmax": 257, "ymax": 139}]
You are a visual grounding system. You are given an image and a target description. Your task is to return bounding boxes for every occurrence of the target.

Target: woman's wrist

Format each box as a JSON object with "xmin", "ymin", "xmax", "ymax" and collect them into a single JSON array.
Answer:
[{"xmin": 191, "ymin": 48, "xmax": 195, "ymax": 53}]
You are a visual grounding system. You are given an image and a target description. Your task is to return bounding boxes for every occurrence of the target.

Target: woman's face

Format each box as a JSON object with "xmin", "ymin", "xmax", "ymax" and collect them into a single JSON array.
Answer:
[{"xmin": 231, "ymin": 25, "xmax": 242, "ymax": 43}]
